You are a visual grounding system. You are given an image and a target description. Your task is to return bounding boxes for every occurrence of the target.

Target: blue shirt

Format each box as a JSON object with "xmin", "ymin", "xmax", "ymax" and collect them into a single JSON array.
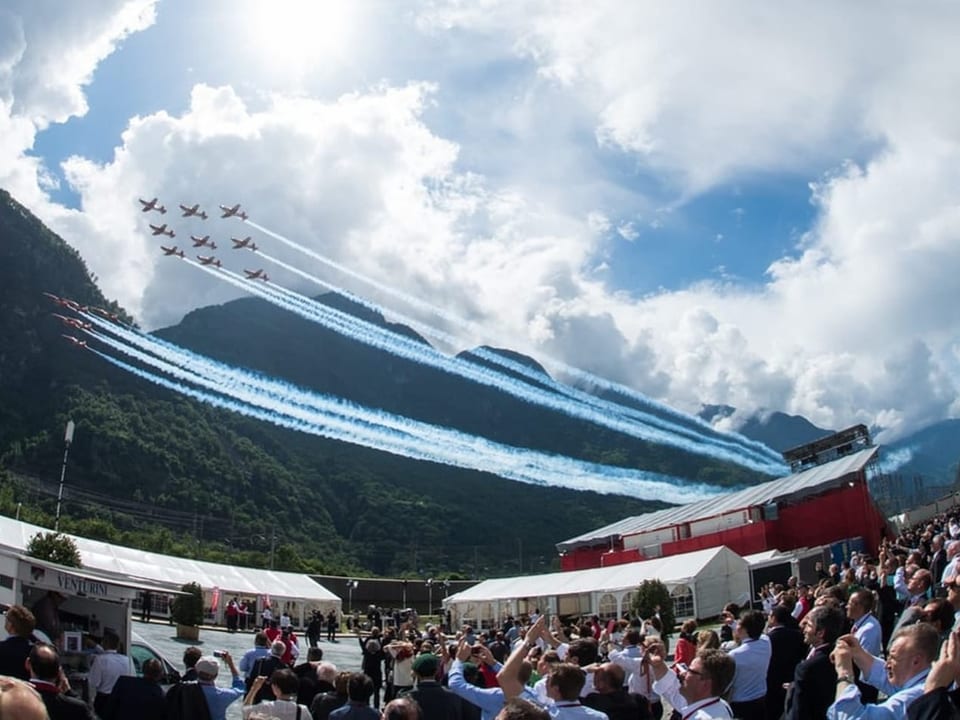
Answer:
[
  {"xmin": 239, "ymin": 646, "xmax": 271, "ymax": 675},
  {"xmin": 852, "ymin": 614, "xmax": 883, "ymax": 657},
  {"xmin": 727, "ymin": 636, "xmax": 771, "ymax": 702},
  {"xmin": 200, "ymin": 675, "xmax": 245, "ymax": 720},
  {"xmin": 827, "ymin": 659, "xmax": 928, "ymax": 720},
  {"xmin": 448, "ymin": 659, "xmax": 542, "ymax": 720}
]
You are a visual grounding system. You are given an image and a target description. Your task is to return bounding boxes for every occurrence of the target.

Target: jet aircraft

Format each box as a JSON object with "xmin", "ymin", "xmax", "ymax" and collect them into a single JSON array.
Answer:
[
  {"xmin": 53, "ymin": 314, "xmax": 92, "ymax": 330},
  {"xmin": 161, "ymin": 245, "xmax": 185, "ymax": 258},
  {"xmin": 138, "ymin": 197, "xmax": 167, "ymax": 214},
  {"xmin": 196, "ymin": 255, "xmax": 222, "ymax": 267},
  {"xmin": 149, "ymin": 223, "xmax": 175, "ymax": 238},
  {"xmin": 89, "ymin": 307, "xmax": 120, "ymax": 322},
  {"xmin": 179, "ymin": 203, "xmax": 208, "ymax": 219},
  {"xmin": 243, "ymin": 269, "xmax": 269, "ymax": 281},
  {"xmin": 231, "ymin": 236, "xmax": 258, "ymax": 251},
  {"xmin": 190, "ymin": 235, "xmax": 217, "ymax": 249},
  {"xmin": 42, "ymin": 293, "xmax": 83, "ymax": 312},
  {"xmin": 219, "ymin": 203, "xmax": 248, "ymax": 221},
  {"xmin": 61, "ymin": 335, "xmax": 88, "ymax": 348}
]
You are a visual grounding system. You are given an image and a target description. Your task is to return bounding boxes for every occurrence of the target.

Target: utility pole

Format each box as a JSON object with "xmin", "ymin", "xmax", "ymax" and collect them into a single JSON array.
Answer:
[
  {"xmin": 54, "ymin": 420, "xmax": 75, "ymax": 532},
  {"xmin": 518, "ymin": 537, "xmax": 523, "ymax": 573},
  {"xmin": 269, "ymin": 524, "xmax": 276, "ymax": 570}
]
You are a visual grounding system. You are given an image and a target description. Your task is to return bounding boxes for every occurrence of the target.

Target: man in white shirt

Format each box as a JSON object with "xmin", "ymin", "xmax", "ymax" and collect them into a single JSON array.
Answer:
[
  {"xmin": 647, "ymin": 643, "xmax": 734, "ymax": 720},
  {"xmin": 87, "ymin": 629, "xmax": 131, "ymax": 717},
  {"xmin": 727, "ymin": 610, "xmax": 771, "ymax": 720}
]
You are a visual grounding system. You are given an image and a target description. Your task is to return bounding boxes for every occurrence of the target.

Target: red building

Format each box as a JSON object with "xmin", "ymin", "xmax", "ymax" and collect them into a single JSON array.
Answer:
[{"xmin": 557, "ymin": 445, "xmax": 886, "ymax": 571}]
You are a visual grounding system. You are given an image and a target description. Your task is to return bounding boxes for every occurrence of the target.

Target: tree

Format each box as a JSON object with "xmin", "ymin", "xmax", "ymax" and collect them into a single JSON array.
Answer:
[
  {"xmin": 170, "ymin": 582, "xmax": 204, "ymax": 627},
  {"xmin": 630, "ymin": 579, "xmax": 675, "ymax": 638},
  {"xmin": 25, "ymin": 531, "xmax": 81, "ymax": 568}
]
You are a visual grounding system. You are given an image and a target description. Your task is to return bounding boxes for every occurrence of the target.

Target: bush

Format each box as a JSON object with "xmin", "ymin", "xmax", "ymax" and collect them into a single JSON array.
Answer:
[
  {"xmin": 630, "ymin": 578, "xmax": 676, "ymax": 637},
  {"xmin": 171, "ymin": 582, "xmax": 204, "ymax": 626},
  {"xmin": 25, "ymin": 532, "xmax": 81, "ymax": 568}
]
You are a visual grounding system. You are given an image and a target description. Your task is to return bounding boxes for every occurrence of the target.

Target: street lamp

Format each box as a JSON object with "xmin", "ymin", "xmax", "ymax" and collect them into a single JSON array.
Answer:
[
  {"xmin": 54, "ymin": 420, "xmax": 75, "ymax": 532},
  {"xmin": 426, "ymin": 578, "xmax": 434, "ymax": 617},
  {"xmin": 347, "ymin": 580, "xmax": 358, "ymax": 613}
]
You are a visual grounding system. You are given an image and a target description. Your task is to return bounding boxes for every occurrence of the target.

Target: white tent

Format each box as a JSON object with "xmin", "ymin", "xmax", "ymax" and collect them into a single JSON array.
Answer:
[
  {"xmin": 0, "ymin": 515, "xmax": 340, "ymax": 626},
  {"xmin": 443, "ymin": 546, "xmax": 748, "ymax": 628}
]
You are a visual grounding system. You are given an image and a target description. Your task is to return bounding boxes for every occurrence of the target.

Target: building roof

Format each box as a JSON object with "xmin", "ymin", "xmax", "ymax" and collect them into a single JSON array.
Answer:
[
  {"xmin": 557, "ymin": 446, "xmax": 879, "ymax": 553},
  {"xmin": 0, "ymin": 515, "xmax": 339, "ymax": 603},
  {"xmin": 444, "ymin": 546, "xmax": 744, "ymax": 605}
]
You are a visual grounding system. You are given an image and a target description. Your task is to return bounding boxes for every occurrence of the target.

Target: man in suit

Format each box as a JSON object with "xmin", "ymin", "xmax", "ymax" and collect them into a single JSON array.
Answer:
[
  {"xmin": 403, "ymin": 652, "xmax": 464, "ymax": 720},
  {"xmin": 783, "ymin": 605, "xmax": 845, "ymax": 720},
  {"xmin": 106, "ymin": 658, "xmax": 167, "ymax": 720},
  {"xmin": 766, "ymin": 605, "xmax": 806, "ymax": 720},
  {"xmin": 26, "ymin": 642, "xmax": 96, "ymax": 720},
  {"xmin": 0, "ymin": 604, "xmax": 36, "ymax": 680}
]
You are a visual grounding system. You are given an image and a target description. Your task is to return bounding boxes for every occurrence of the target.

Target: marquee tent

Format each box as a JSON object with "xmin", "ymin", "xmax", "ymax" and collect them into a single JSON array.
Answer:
[
  {"xmin": 0, "ymin": 515, "xmax": 340, "ymax": 626},
  {"xmin": 442, "ymin": 545, "xmax": 748, "ymax": 627}
]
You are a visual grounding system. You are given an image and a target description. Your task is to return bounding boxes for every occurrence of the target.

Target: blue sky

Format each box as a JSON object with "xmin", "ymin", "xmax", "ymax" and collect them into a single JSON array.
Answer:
[{"xmin": 3, "ymin": 0, "xmax": 960, "ymax": 445}]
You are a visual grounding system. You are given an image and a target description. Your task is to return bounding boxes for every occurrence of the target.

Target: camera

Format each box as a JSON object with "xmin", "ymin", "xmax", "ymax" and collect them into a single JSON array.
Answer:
[
  {"xmin": 470, "ymin": 646, "xmax": 483, "ymax": 655},
  {"xmin": 213, "ymin": 650, "xmax": 227, "ymax": 659}
]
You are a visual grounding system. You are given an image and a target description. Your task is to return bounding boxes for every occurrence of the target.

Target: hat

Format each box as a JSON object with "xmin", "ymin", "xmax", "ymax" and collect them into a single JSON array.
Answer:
[
  {"xmin": 195, "ymin": 657, "xmax": 219, "ymax": 677},
  {"xmin": 412, "ymin": 653, "xmax": 439, "ymax": 676}
]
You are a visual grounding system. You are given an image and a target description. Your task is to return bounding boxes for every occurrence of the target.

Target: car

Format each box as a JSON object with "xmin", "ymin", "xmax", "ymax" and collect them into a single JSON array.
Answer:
[{"xmin": 129, "ymin": 631, "xmax": 182, "ymax": 687}]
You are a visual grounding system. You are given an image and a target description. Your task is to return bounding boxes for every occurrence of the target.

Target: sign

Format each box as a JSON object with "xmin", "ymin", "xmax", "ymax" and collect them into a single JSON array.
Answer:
[{"xmin": 17, "ymin": 562, "xmax": 139, "ymax": 601}]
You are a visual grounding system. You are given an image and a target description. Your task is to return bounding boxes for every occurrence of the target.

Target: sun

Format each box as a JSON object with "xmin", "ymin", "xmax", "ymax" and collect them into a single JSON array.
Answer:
[{"xmin": 239, "ymin": 0, "xmax": 354, "ymax": 77}]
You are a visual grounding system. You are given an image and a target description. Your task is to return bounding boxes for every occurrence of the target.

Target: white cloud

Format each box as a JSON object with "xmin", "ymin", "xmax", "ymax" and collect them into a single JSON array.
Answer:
[{"xmin": 1, "ymin": 0, "xmax": 959, "ymax": 447}]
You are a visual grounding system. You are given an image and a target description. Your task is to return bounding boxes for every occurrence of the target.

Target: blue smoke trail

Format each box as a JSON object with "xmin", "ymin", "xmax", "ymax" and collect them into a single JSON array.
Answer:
[
  {"xmin": 186, "ymin": 260, "xmax": 783, "ymax": 474},
  {"xmin": 86, "ymin": 333, "xmax": 723, "ymax": 502},
  {"xmin": 256, "ymin": 248, "xmax": 783, "ymax": 468},
  {"xmin": 247, "ymin": 219, "xmax": 784, "ymax": 467}
]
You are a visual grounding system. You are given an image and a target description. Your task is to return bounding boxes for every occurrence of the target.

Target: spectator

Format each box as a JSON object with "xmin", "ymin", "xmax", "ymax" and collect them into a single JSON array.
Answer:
[
  {"xmin": 311, "ymin": 670, "xmax": 351, "ymax": 720},
  {"xmin": 330, "ymin": 673, "xmax": 380, "ymax": 720},
  {"xmin": 727, "ymin": 610, "xmax": 771, "ymax": 720},
  {"xmin": 782, "ymin": 605, "xmax": 844, "ymax": 720},
  {"xmin": 26, "ymin": 642, "xmax": 96, "ymax": 720},
  {"xmin": 196, "ymin": 652, "xmax": 246, "ymax": 720},
  {"xmin": 829, "ymin": 622, "xmax": 939, "ymax": 720},
  {"xmin": 87, "ymin": 628, "xmax": 131, "ymax": 717},
  {"xmin": 0, "ymin": 604, "xmax": 36, "ymax": 680},
  {"xmin": 107, "ymin": 657, "xmax": 167, "ymax": 720},
  {"xmin": 182, "ymin": 646, "xmax": 202, "ymax": 682},
  {"xmin": 243, "ymin": 668, "xmax": 314, "ymax": 720},
  {"xmin": 648, "ymin": 644, "xmax": 735, "ymax": 720}
]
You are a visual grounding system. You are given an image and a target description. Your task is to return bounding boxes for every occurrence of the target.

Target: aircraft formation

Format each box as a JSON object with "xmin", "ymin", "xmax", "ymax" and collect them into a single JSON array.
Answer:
[
  {"xmin": 138, "ymin": 198, "xmax": 267, "ymax": 281},
  {"xmin": 41, "ymin": 193, "xmax": 790, "ymax": 502}
]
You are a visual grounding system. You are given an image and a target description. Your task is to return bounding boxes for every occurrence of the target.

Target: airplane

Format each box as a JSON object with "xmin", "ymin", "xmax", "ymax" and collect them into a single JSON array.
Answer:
[
  {"xmin": 89, "ymin": 307, "xmax": 120, "ymax": 322},
  {"xmin": 231, "ymin": 236, "xmax": 258, "ymax": 251},
  {"xmin": 149, "ymin": 223, "xmax": 175, "ymax": 238},
  {"xmin": 190, "ymin": 235, "xmax": 217, "ymax": 249},
  {"xmin": 138, "ymin": 197, "xmax": 167, "ymax": 214},
  {"xmin": 53, "ymin": 314, "xmax": 92, "ymax": 330},
  {"xmin": 219, "ymin": 203, "xmax": 249, "ymax": 221},
  {"xmin": 243, "ymin": 269, "xmax": 269, "ymax": 281},
  {"xmin": 61, "ymin": 334, "xmax": 88, "ymax": 348},
  {"xmin": 42, "ymin": 293, "xmax": 83, "ymax": 312},
  {"xmin": 179, "ymin": 203, "xmax": 208, "ymax": 220},
  {"xmin": 196, "ymin": 255, "xmax": 222, "ymax": 268},
  {"xmin": 160, "ymin": 245, "xmax": 185, "ymax": 258}
]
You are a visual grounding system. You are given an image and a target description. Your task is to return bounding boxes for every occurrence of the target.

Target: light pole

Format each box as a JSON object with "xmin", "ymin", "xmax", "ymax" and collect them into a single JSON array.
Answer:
[
  {"xmin": 402, "ymin": 580, "xmax": 408, "ymax": 609},
  {"xmin": 347, "ymin": 580, "xmax": 358, "ymax": 613},
  {"xmin": 426, "ymin": 578, "xmax": 434, "ymax": 618},
  {"xmin": 55, "ymin": 420, "xmax": 75, "ymax": 532}
]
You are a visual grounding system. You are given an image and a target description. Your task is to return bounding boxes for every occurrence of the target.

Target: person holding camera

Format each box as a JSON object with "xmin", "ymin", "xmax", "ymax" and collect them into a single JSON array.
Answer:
[
  {"xmin": 194, "ymin": 652, "xmax": 244, "ymax": 720},
  {"xmin": 244, "ymin": 668, "xmax": 314, "ymax": 720}
]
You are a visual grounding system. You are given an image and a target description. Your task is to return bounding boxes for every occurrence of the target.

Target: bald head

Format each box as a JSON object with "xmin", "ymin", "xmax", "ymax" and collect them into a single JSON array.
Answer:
[{"xmin": 0, "ymin": 676, "xmax": 47, "ymax": 720}]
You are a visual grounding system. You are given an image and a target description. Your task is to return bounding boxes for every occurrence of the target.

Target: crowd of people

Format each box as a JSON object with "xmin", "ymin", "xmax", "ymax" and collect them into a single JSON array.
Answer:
[{"xmin": 9, "ymin": 510, "xmax": 960, "ymax": 719}]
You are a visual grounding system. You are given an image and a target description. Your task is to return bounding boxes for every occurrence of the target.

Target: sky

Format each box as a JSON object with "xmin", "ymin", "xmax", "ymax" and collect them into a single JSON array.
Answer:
[{"xmin": 2, "ymin": 0, "xmax": 960, "ymax": 444}]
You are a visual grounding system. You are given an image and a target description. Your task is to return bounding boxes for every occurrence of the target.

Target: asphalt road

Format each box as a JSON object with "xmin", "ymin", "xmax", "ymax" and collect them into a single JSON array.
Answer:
[{"xmin": 133, "ymin": 620, "xmax": 363, "ymax": 720}]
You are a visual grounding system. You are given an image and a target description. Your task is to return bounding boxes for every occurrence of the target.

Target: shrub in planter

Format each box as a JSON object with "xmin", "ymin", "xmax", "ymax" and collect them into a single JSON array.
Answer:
[{"xmin": 171, "ymin": 582, "xmax": 203, "ymax": 639}]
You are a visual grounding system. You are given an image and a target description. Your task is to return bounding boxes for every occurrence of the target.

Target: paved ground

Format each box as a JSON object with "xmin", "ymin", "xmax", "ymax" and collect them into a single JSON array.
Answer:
[{"xmin": 133, "ymin": 620, "xmax": 362, "ymax": 719}]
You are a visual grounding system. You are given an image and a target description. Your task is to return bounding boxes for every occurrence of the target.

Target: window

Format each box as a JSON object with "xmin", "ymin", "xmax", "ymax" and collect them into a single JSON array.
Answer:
[
  {"xmin": 129, "ymin": 643, "xmax": 162, "ymax": 677},
  {"xmin": 670, "ymin": 584, "xmax": 694, "ymax": 618},
  {"xmin": 597, "ymin": 593, "xmax": 618, "ymax": 620}
]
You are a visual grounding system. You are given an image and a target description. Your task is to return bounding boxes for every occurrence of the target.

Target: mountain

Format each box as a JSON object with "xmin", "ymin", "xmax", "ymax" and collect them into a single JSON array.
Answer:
[
  {"xmin": 709, "ymin": 404, "xmax": 960, "ymax": 506},
  {"xmin": 0, "ymin": 189, "xmax": 770, "ymax": 578}
]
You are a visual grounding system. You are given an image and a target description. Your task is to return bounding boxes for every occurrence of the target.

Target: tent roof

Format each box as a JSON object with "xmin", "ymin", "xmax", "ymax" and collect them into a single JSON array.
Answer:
[
  {"xmin": 0, "ymin": 515, "xmax": 338, "ymax": 603},
  {"xmin": 742, "ymin": 549, "xmax": 784, "ymax": 565},
  {"xmin": 557, "ymin": 447, "xmax": 878, "ymax": 552},
  {"xmin": 445, "ymin": 546, "xmax": 744, "ymax": 605}
]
